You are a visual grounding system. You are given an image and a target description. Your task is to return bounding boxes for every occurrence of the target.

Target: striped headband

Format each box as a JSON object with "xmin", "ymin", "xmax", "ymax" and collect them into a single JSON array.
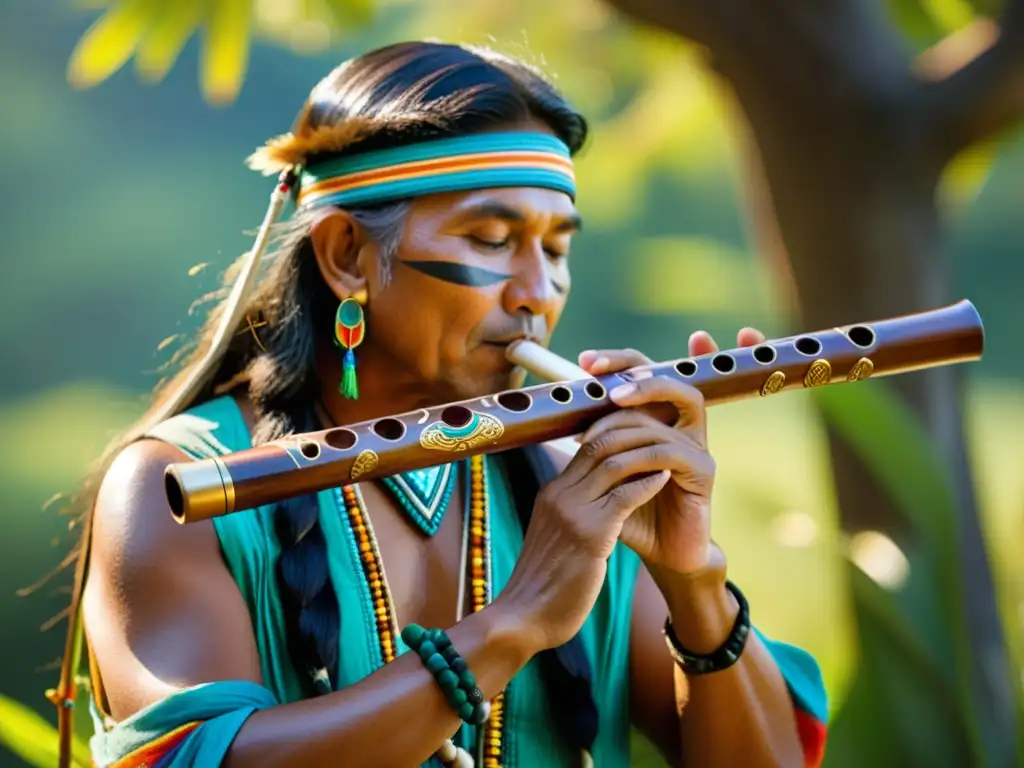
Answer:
[{"xmin": 296, "ymin": 132, "xmax": 576, "ymax": 209}]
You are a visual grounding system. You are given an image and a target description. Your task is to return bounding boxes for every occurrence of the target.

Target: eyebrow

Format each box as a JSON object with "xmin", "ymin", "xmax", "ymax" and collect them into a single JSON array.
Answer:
[{"xmin": 456, "ymin": 201, "xmax": 583, "ymax": 233}]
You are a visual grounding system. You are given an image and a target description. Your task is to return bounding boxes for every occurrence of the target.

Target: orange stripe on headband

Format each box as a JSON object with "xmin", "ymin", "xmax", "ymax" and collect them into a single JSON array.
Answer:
[{"xmin": 296, "ymin": 132, "xmax": 577, "ymax": 207}]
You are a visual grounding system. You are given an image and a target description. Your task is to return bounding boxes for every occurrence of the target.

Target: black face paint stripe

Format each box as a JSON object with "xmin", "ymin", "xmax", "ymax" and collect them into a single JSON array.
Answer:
[
  {"xmin": 402, "ymin": 260, "xmax": 511, "ymax": 287},
  {"xmin": 550, "ymin": 278, "xmax": 567, "ymax": 295}
]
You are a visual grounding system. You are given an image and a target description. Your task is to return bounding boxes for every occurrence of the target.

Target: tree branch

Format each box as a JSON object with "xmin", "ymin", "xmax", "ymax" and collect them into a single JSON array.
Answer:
[
  {"xmin": 920, "ymin": 3, "xmax": 1024, "ymax": 159},
  {"xmin": 601, "ymin": 0, "xmax": 721, "ymax": 48}
]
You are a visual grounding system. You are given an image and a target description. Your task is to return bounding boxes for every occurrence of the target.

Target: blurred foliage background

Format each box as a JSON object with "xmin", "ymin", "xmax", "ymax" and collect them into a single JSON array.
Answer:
[{"xmin": 0, "ymin": 1, "xmax": 1021, "ymax": 766}]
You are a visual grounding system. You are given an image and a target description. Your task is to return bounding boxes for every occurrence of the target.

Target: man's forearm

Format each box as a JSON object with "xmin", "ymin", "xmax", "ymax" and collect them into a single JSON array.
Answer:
[
  {"xmin": 224, "ymin": 602, "xmax": 532, "ymax": 768},
  {"xmin": 646, "ymin": 562, "xmax": 805, "ymax": 768}
]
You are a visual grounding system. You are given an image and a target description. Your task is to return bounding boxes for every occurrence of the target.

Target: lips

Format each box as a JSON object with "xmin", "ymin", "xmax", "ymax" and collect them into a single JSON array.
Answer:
[{"xmin": 485, "ymin": 335, "xmax": 540, "ymax": 347}]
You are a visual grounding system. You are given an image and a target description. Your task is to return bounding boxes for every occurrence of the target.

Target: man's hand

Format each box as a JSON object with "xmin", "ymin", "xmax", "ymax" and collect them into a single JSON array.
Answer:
[{"xmin": 575, "ymin": 327, "xmax": 766, "ymax": 574}]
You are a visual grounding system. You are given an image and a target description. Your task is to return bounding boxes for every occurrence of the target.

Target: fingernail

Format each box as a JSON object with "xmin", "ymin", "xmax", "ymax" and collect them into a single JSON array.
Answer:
[
  {"xmin": 592, "ymin": 356, "xmax": 611, "ymax": 373},
  {"xmin": 610, "ymin": 383, "xmax": 637, "ymax": 400},
  {"xmin": 578, "ymin": 350, "xmax": 597, "ymax": 368}
]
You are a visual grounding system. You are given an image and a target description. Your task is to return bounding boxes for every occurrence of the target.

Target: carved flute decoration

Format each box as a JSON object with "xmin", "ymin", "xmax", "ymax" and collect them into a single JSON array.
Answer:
[{"xmin": 165, "ymin": 299, "xmax": 984, "ymax": 524}]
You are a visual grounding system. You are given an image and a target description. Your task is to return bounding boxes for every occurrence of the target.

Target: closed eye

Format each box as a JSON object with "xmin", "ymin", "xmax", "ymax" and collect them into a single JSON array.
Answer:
[{"xmin": 469, "ymin": 235, "xmax": 509, "ymax": 251}]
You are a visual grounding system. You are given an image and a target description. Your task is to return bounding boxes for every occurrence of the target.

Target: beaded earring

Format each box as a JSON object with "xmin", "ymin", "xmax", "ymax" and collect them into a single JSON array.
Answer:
[{"xmin": 334, "ymin": 290, "xmax": 367, "ymax": 399}]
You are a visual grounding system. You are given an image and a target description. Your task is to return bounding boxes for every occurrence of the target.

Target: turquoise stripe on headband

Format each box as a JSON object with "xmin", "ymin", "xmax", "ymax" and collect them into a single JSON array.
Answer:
[
  {"xmin": 304, "ymin": 167, "xmax": 576, "ymax": 209},
  {"xmin": 296, "ymin": 131, "xmax": 576, "ymax": 208},
  {"xmin": 303, "ymin": 132, "xmax": 572, "ymax": 179}
]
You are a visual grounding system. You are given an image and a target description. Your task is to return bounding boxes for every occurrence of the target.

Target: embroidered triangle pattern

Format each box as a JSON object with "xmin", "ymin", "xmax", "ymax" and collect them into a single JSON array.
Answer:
[{"xmin": 379, "ymin": 463, "xmax": 457, "ymax": 536}]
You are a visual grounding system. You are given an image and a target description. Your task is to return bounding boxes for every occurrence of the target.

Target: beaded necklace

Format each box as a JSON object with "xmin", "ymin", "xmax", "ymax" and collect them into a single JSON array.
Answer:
[{"xmin": 337, "ymin": 454, "xmax": 508, "ymax": 766}]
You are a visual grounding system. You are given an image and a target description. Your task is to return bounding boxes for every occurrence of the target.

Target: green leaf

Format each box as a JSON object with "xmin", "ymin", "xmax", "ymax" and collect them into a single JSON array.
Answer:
[
  {"xmin": 886, "ymin": 0, "xmax": 948, "ymax": 48},
  {"xmin": 941, "ymin": 139, "xmax": 998, "ymax": 209},
  {"xmin": 0, "ymin": 694, "xmax": 91, "ymax": 768},
  {"xmin": 67, "ymin": 0, "xmax": 161, "ymax": 89},
  {"xmin": 135, "ymin": 0, "xmax": 206, "ymax": 82},
  {"xmin": 323, "ymin": 0, "xmax": 377, "ymax": 26},
  {"xmin": 813, "ymin": 381, "xmax": 958, "ymax": 545},
  {"xmin": 200, "ymin": 0, "xmax": 253, "ymax": 105},
  {"xmin": 825, "ymin": 566, "xmax": 975, "ymax": 768},
  {"xmin": 921, "ymin": 0, "xmax": 975, "ymax": 33},
  {"xmin": 814, "ymin": 381, "xmax": 987, "ymax": 765}
]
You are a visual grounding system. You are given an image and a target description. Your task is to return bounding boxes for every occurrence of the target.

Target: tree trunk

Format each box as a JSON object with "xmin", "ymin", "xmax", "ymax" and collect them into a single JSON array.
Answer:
[
  {"xmin": 602, "ymin": 0, "xmax": 1022, "ymax": 764},
  {"xmin": 721, "ymin": 49, "xmax": 1017, "ymax": 765}
]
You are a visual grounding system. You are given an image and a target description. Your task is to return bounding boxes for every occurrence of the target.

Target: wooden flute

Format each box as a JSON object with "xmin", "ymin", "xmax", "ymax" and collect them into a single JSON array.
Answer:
[{"xmin": 164, "ymin": 299, "xmax": 984, "ymax": 524}]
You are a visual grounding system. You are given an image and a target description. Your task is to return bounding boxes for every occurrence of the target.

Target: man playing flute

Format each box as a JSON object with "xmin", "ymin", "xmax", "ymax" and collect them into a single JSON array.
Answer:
[{"xmin": 60, "ymin": 40, "xmax": 828, "ymax": 768}]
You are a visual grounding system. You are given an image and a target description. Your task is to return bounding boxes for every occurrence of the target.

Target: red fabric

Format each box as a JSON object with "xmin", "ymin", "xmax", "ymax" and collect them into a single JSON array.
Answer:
[{"xmin": 794, "ymin": 707, "xmax": 828, "ymax": 768}]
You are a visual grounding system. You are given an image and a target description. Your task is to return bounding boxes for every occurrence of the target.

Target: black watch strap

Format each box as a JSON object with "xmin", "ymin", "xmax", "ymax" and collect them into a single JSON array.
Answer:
[{"xmin": 662, "ymin": 580, "xmax": 751, "ymax": 675}]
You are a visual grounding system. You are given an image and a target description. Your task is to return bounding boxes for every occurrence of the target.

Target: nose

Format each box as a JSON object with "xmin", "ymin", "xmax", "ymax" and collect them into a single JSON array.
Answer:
[{"xmin": 501, "ymin": 246, "xmax": 561, "ymax": 319}]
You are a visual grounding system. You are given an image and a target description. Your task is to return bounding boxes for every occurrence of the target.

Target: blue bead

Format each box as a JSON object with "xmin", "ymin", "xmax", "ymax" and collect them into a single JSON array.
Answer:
[
  {"xmin": 449, "ymin": 687, "xmax": 468, "ymax": 706},
  {"xmin": 426, "ymin": 653, "xmax": 449, "ymax": 675},
  {"xmin": 402, "ymin": 624, "xmax": 426, "ymax": 648},
  {"xmin": 431, "ymin": 630, "xmax": 452, "ymax": 651},
  {"xmin": 437, "ymin": 669, "xmax": 459, "ymax": 692},
  {"xmin": 418, "ymin": 640, "xmax": 438, "ymax": 660}
]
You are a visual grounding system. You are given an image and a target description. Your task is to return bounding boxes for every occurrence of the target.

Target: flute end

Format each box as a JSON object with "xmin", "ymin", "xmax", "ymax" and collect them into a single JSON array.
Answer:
[{"xmin": 164, "ymin": 459, "xmax": 233, "ymax": 524}]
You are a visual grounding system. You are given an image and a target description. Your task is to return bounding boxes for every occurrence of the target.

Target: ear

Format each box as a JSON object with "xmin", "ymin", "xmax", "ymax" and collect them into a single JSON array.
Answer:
[{"xmin": 309, "ymin": 209, "xmax": 369, "ymax": 300}]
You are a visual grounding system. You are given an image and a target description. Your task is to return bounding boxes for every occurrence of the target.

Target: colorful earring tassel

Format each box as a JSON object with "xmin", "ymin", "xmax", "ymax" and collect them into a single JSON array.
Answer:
[{"xmin": 334, "ymin": 298, "xmax": 365, "ymax": 399}]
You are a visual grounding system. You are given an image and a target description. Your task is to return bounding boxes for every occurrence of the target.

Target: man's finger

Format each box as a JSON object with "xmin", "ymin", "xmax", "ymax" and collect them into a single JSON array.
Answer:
[
  {"xmin": 737, "ymin": 327, "xmax": 766, "ymax": 347},
  {"xmin": 688, "ymin": 331, "xmax": 719, "ymax": 357},
  {"xmin": 608, "ymin": 376, "xmax": 706, "ymax": 441},
  {"xmin": 561, "ymin": 424, "xmax": 663, "ymax": 488},
  {"xmin": 590, "ymin": 441, "xmax": 716, "ymax": 502},
  {"xmin": 578, "ymin": 348, "xmax": 653, "ymax": 374}
]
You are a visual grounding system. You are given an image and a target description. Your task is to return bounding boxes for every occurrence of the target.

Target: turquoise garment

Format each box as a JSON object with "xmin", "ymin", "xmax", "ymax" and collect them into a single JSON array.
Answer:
[
  {"xmin": 88, "ymin": 394, "xmax": 828, "ymax": 766},
  {"xmin": 105, "ymin": 396, "xmax": 637, "ymax": 766},
  {"xmin": 89, "ymin": 682, "xmax": 276, "ymax": 767}
]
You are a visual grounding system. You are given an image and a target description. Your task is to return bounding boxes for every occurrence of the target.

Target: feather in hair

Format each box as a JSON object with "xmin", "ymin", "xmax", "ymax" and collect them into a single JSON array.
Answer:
[{"xmin": 246, "ymin": 88, "xmax": 486, "ymax": 175}]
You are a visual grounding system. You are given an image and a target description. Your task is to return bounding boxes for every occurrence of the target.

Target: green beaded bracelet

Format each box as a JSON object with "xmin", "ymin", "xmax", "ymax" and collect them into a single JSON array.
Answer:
[{"xmin": 401, "ymin": 624, "xmax": 490, "ymax": 726}]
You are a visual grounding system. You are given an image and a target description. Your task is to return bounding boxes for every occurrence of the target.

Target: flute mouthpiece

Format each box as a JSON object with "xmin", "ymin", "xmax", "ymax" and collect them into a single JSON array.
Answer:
[{"xmin": 506, "ymin": 339, "xmax": 591, "ymax": 382}]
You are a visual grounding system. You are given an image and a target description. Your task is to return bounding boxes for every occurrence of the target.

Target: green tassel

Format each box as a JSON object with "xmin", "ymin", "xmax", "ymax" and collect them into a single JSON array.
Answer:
[{"xmin": 340, "ymin": 349, "xmax": 359, "ymax": 399}]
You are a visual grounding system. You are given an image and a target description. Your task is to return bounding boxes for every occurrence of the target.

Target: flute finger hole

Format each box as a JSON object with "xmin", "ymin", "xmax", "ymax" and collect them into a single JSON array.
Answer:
[
  {"xmin": 550, "ymin": 385, "xmax": 573, "ymax": 404},
  {"xmin": 711, "ymin": 354, "xmax": 736, "ymax": 374},
  {"xmin": 584, "ymin": 381, "xmax": 606, "ymax": 400},
  {"xmin": 497, "ymin": 391, "xmax": 532, "ymax": 412},
  {"xmin": 299, "ymin": 439, "xmax": 322, "ymax": 460},
  {"xmin": 440, "ymin": 405, "xmax": 473, "ymax": 428},
  {"xmin": 847, "ymin": 325, "xmax": 875, "ymax": 348},
  {"xmin": 795, "ymin": 337, "xmax": 822, "ymax": 356},
  {"xmin": 324, "ymin": 428, "xmax": 358, "ymax": 451},
  {"xmin": 752, "ymin": 345, "xmax": 776, "ymax": 365},
  {"xmin": 674, "ymin": 360, "xmax": 697, "ymax": 377},
  {"xmin": 372, "ymin": 418, "xmax": 406, "ymax": 441}
]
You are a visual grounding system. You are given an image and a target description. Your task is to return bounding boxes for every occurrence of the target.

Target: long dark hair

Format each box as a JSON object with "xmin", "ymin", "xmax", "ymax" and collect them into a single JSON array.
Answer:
[{"xmin": 61, "ymin": 39, "xmax": 595, "ymax": 757}]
